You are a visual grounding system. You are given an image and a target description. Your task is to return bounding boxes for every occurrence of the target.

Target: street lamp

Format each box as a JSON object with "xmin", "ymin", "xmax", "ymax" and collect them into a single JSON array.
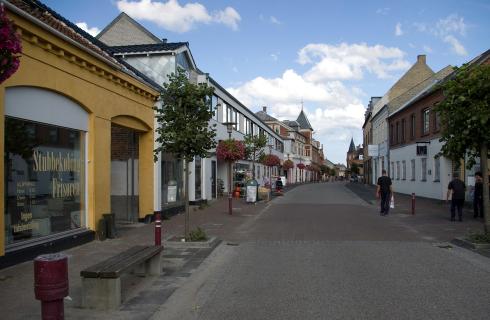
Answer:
[{"xmin": 222, "ymin": 121, "xmax": 236, "ymax": 215}]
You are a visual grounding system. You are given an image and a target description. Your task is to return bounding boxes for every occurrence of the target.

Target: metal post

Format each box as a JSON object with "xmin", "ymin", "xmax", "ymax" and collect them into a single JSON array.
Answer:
[
  {"xmin": 411, "ymin": 193, "xmax": 415, "ymax": 215},
  {"xmin": 154, "ymin": 211, "xmax": 162, "ymax": 246}
]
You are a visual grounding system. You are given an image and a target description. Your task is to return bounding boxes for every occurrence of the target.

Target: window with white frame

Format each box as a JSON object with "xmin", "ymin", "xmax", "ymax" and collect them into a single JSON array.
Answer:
[
  {"xmin": 391, "ymin": 162, "xmax": 394, "ymax": 178},
  {"xmin": 434, "ymin": 156, "xmax": 440, "ymax": 182},
  {"xmin": 396, "ymin": 161, "xmax": 400, "ymax": 180},
  {"xmin": 422, "ymin": 109, "xmax": 430, "ymax": 135},
  {"xmin": 411, "ymin": 159, "xmax": 415, "ymax": 180},
  {"xmin": 211, "ymin": 95, "xmax": 218, "ymax": 121},
  {"xmin": 421, "ymin": 158, "xmax": 427, "ymax": 181},
  {"xmin": 402, "ymin": 160, "xmax": 406, "ymax": 180}
]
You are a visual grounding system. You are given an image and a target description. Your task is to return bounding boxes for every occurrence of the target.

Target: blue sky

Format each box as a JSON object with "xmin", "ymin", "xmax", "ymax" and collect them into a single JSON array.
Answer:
[{"xmin": 43, "ymin": 0, "xmax": 490, "ymax": 164}]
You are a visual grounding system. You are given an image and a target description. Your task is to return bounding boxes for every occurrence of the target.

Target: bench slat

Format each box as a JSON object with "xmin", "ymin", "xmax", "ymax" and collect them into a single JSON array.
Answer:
[
  {"xmin": 80, "ymin": 245, "xmax": 147, "ymax": 278},
  {"xmin": 99, "ymin": 246, "xmax": 163, "ymax": 278}
]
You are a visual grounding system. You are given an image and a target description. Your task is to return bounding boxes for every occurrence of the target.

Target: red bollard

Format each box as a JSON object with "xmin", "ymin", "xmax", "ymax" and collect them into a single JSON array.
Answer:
[
  {"xmin": 411, "ymin": 193, "xmax": 415, "ymax": 215},
  {"xmin": 34, "ymin": 253, "xmax": 69, "ymax": 320},
  {"xmin": 154, "ymin": 211, "xmax": 162, "ymax": 246}
]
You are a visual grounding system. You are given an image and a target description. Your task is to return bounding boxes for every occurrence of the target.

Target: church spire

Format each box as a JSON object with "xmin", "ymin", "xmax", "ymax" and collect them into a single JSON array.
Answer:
[{"xmin": 348, "ymin": 137, "xmax": 355, "ymax": 153}]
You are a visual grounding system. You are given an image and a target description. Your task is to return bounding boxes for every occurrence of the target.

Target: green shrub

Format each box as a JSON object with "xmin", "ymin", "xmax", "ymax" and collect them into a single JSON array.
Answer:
[
  {"xmin": 188, "ymin": 227, "xmax": 207, "ymax": 242},
  {"xmin": 466, "ymin": 232, "xmax": 490, "ymax": 244}
]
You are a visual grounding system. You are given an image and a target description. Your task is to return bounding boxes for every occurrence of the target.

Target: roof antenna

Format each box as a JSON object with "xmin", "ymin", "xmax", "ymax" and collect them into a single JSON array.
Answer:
[{"xmin": 301, "ymin": 98, "xmax": 304, "ymax": 111}]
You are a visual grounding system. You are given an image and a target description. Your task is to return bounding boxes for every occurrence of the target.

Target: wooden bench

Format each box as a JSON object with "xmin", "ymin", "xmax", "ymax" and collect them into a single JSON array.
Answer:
[{"xmin": 80, "ymin": 245, "xmax": 163, "ymax": 309}]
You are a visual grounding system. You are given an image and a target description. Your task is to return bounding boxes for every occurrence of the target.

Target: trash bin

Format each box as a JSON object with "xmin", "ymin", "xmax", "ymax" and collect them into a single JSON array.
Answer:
[{"xmin": 103, "ymin": 213, "xmax": 117, "ymax": 239}]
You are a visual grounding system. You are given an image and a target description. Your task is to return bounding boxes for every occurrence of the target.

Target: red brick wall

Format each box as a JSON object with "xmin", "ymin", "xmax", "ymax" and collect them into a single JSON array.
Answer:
[
  {"xmin": 389, "ymin": 89, "xmax": 444, "ymax": 149},
  {"xmin": 111, "ymin": 124, "xmax": 139, "ymax": 161}
]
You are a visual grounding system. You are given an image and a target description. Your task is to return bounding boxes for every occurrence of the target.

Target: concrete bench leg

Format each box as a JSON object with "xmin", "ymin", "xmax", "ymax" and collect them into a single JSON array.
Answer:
[
  {"xmin": 146, "ymin": 252, "xmax": 162, "ymax": 276},
  {"xmin": 81, "ymin": 277, "xmax": 121, "ymax": 310}
]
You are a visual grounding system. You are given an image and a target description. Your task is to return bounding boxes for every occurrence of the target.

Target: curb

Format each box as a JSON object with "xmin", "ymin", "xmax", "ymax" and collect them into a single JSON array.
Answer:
[
  {"xmin": 164, "ymin": 237, "xmax": 221, "ymax": 249},
  {"xmin": 452, "ymin": 237, "xmax": 490, "ymax": 250}
]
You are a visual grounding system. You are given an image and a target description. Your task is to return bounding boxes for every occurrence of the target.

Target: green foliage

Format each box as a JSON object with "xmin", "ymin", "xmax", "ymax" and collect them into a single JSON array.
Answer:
[
  {"xmin": 244, "ymin": 133, "xmax": 267, "ymax": 179},
  {"xmin": 350, "ymin": 163, "xmax": 360, "ymax": 175},
  {"xmin": 188, "ymin": 227, "xmax": 208, "ymax": 242},
  {"xmin": 466, "ymin": 231, "xmax": 490, "ymax": 244},
  {"xmin": 154, "ymin": 68, "xmax": 217, "ymax": 163},
  {"xmin": 330, "ymin": 168, "xmax": 337, "ymax": 176},
  {"xmin": 435, "ymin": 64, "xmax": 490, "ymax": 168},
  {"xmin": 244, "ymin": 133, "xmax": 267, "ymax": 162}
]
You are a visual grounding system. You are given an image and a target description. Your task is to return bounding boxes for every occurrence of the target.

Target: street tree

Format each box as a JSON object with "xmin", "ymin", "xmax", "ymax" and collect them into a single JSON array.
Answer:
[
  {"xmin": 244, "ymin": 133, "xmax": 267, "ymax": 179},
  {"xmin": 351, "ymin": 163, "xmax": 360, "ymax": 175},
  {"xmin": 434, "ymin": 63, "xmax": 490, "ymax": 233},
  {"xmin": 154, "ymin": 68, "xmax": 216, "ymax": 239}
]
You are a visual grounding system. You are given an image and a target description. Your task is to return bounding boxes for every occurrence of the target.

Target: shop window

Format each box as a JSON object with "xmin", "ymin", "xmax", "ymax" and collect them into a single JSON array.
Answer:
[{"xmin": 5, "ymin": 117, "xmax": 85, "ymax": 245}]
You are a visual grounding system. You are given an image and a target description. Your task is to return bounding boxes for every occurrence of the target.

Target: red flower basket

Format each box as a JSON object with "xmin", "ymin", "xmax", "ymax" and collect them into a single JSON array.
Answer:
[
  {"xmin": 0, "ymin": 4, "xmax": 22, "ymax": 84},
  {"xmin": 217, "ymin": 139, "xmax": 245, "ymax": 162},
  {"xmin": 262, "ymin": 154, "xmax": 280, "ymax": 167},
  {"xmin": 296, "ymin": 163, "xmax": 305, "ymax": 170},
  {"xmin": 283, "ymin": 159, "xmax": 294, "ymax": 170}
]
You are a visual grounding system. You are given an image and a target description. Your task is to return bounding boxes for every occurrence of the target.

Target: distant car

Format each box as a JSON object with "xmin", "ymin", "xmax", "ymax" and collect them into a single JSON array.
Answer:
[{"xmin": 349, "ymin": 175, "xmax": 358, "ymax": 182}]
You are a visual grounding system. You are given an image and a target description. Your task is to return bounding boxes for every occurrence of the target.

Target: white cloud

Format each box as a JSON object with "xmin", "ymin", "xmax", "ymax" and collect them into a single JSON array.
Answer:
[
  {"xmin": 376, "ymin": 8, "xmax": 390, "ymax": 15},
  {"xmin": 270, "ymin": 16, "xmax": 281, "ymax": 25},
  {"xmin": 270, "ymin": 53, "xmax": 279, "ymax": 61},
  {"xmin": 414, "ymin": 14, "xmax": 468, "ymax": 56},
  {"xmin": 226, "ymin": 42, "xmax": 410, "ymax": 163},
  {"xmin": 423, "ymin": 45, "xmax": 433, "ymax": 53},
  {"xmin": 443, "ymin": 35, "xmax": 468, "ymax": 56},
  {"xmin": 76, "ymin": 22, "xmax": 101, "ymax": 36},
  {"xmin": 116, "ymin": 0, "xmax": 241, "ymax": 33},
  {"xmin": 436, "ymin": 14, "xmax": 466, "ymax": 36},
  {"xmin": 395, "ymin": 22, "xmax": 403, "ymax": 36},
  {"xmin": 298, "ymin": 43, "xmax": 410, "ymax": 81}
]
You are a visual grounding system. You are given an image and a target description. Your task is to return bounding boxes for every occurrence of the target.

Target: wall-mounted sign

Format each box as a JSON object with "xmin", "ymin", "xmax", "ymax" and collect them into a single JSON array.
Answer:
[{"xmin": 368, "ymin": 145, "xmax": 378, "ymax": 157}]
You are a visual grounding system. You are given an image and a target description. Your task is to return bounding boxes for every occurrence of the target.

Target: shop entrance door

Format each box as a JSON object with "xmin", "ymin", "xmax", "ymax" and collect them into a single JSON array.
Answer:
[{"xmin": 111, "ymin": 124, "xmax": 139, "ymax": 223}]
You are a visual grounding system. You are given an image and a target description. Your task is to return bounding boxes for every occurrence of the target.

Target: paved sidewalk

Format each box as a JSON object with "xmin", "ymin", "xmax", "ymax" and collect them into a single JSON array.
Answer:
[
  {"xmin": 345, "ymin": 182, "xmax": 486, "ymax": 244},
  {"xmin": 0, "ymin": 197, "xmax": 268, "ymax": 320}
]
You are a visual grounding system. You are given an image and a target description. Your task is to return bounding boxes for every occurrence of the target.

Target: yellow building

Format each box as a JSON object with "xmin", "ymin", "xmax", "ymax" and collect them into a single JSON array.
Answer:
[{"xmin": 0, "ymin": 0, "xmax": 159, "ymax": 267}]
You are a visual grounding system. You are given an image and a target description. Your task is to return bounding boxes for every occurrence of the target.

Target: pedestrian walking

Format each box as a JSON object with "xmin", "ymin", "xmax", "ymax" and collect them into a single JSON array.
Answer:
[
  {"xmin": 473, "ymin": 172, "xmax": 484, "ymax": 218},
  {"xmin": 447, "ymin": 172, "xmax": 466, "ymax": 221},
  {"xmin": 376, "ymin": 169, "xmax": 392, "ymax": 215}
]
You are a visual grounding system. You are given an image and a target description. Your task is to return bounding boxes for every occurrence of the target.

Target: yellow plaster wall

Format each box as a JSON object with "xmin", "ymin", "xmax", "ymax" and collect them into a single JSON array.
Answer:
[{"xmin": 0, "ymin": 10, "xmax": 159, "ymax": 255}]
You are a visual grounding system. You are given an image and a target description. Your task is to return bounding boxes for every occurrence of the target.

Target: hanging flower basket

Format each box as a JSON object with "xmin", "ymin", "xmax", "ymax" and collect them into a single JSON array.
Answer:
[
  {"xmin": 296, "ymin": 163, "xmax": 305, "ymax": 170},
  {"xmin": 216, "ymin": 139, "xmax": 245, "ymax": 162},
  {"xmin": 0, "ymin": 4, "xmax": 22, "ymax": 84},
  {"xmin": 283, "ymin": 159, "xmax": 294, "ymax": 170},
  {"xmin": 262, "ymin": 154, "xmax": 280, "ymax": 167}
]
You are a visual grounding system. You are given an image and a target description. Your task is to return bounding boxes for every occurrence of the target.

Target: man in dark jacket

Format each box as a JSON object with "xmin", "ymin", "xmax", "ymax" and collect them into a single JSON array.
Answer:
[
  {"xmin": 376, "ymin": 169, "xmax": 392, "ymax": 216},
  {"xmin": 447, "ymin": 172, "xmax": 466, "ymax": 221},
  {"xmin": 473, "ymin": 172, "xmax": 484, "ymax": 218}
]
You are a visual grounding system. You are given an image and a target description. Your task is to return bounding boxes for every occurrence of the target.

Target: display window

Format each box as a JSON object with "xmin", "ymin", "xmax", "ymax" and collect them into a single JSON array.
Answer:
[{"xmin": 4, "ymin": 117, "xmax": 86, "ymax": 245}]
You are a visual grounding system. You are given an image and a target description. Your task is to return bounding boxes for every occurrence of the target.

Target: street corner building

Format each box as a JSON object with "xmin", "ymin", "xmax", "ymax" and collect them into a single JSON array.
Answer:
[{"xmin": 0, "ymin": 0, "xmax": 160, "ymax": 268}]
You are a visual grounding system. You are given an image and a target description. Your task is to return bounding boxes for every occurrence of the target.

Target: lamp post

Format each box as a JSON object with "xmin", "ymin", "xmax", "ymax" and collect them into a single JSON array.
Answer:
[{"xmin": 222, "ymin": 121, "xmax": 236, "ymax": 215}]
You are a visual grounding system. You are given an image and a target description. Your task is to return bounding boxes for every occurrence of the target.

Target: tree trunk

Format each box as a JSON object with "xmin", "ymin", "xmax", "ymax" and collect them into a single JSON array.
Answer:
[
  {"xmin": 184, "ymin": 160, "xmax": 190, "ymax": 239},
  {"xmin": 482, "ymin": 144, "xmax": 490, "ymax": 233}
]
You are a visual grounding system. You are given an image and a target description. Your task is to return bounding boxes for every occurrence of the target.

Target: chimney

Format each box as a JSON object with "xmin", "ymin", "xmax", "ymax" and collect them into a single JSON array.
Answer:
[
  {"xmin": 162, "ymin": 38, "xmax": 167, "ymax": 43},
  {"xmin": 417, "ymin": 54, "xmax": 426, "ymax": 64},
  {"xmin": 262, "ymin": 106, "xmax": 267, "ymax": 113}
]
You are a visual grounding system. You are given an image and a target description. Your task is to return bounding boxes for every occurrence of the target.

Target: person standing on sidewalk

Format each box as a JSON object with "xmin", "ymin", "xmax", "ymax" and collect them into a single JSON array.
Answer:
[
  {"xmin": 473, "ymin": 172, "xmax": 484, "ymax": 218},
  {"xmin": 376, "ymin": 169, "xmax": 392, "ymax": 216},
  {"xmin": 447, "ymin": 172, "xmax": 466, "ymax": 221}
]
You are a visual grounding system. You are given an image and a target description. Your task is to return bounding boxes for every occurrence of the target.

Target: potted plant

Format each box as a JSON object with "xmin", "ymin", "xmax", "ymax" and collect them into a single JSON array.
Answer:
[{"xmin": 0, "ymin": 4, "xmax": 22, "ymax": 84}]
